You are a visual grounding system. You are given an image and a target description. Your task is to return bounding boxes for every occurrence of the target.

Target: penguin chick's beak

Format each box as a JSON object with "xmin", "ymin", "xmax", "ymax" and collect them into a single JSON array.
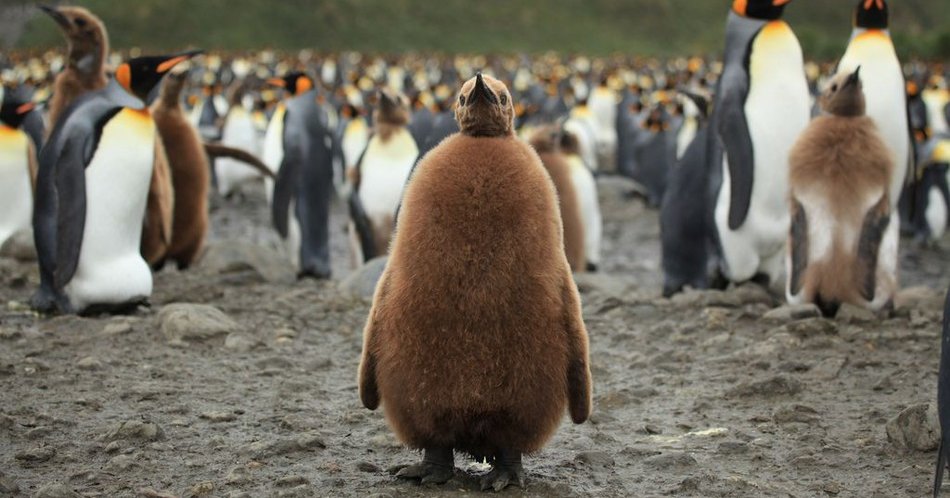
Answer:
[
  {"xmin": 847, "ymin": 66, "xmax": 862, "ymax": 87},
  {"xmin": 38, "ymin": 5, "xmax": 71, "ymax": 29},
  {"xmin": 470, "ymin": 72, "xmax": 498, "ymax": 106},
  {"xmin": 157, "ymin": 50, "xmax": 204, "ymax": 74},
  {"xmin": 378, "ymin": 90, "xmax": 396, "ymax": 111}
]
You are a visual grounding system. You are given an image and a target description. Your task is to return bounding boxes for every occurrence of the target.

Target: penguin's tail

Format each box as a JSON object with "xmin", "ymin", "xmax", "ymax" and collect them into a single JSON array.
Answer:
[{"xmin": 203, "ymin": 142, "xmax": 276, "ymax": 179}]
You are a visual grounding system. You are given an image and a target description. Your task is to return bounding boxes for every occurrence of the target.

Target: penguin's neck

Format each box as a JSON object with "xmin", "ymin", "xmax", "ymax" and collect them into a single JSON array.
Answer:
[
  {"xmin": 849, "ymin": 27, "xmax": 890, "ymax": 42},
  {"xmin": 67, "ymin": 43, "xmax": 107, "ymax": 83},
  {"xmin": 375, "ymin": 122, "xmax": 406, "ymax": 142}
]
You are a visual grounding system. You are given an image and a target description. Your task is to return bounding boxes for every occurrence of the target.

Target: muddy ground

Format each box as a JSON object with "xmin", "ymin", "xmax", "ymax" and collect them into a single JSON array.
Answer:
[{"xmin": 0, "ymin": 177, "xmax": 947, "ymax": 498}]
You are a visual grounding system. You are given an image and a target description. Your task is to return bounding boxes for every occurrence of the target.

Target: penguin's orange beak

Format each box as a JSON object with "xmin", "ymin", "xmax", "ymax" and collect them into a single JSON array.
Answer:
[
  {"xmin": 16, "ymin": 103, "xmax": 35, "ymax": 115},
  {"xmin": 157, "ymin": 50, "xmax": 204, "ymax": 74},
  {"xmin": 266, "ymin": 78, "xmax": 286, "ymax": 88},
  {"xmin": 773, "ymin": 0, "xmax": 792, "ymax": 5}
]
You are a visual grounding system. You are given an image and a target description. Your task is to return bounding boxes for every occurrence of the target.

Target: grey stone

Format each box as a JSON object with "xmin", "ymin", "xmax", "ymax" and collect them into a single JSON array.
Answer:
[
  {"xmin": 224, "ymin": 332, "xmax": 259, "ymax": 352},
  {"xmin": 728, "ymin": 375, "xmax": 803, "ymax": 398},
  {"xmin": 338, "ymin": 256, "xmax": 388, "ymax": 301},
  {"xmin": 159, "ymin": 303, "xmax": 238, "ymax": 345},
  {"xmin": 773, "ymin": 404, "xmax": 820, "ymax": 424},
  {"xmin": 0, "ymin": 471, "xmax": 18, "ymax": 495},
  {"xmin": 15, "ymin": 446, "xmax": 55, "ymax": 464},
  {"xmin": 31, "ymin": 484, "xmax": 80, "ymax": 498},
  {"xmin": 886, "ymin": 403, "xmax": 939, "ymax": 451},
  {"xmin": 239, "ymin": 432, "xmax": 326, "ymax": 459},
  {"xmin": 643, "ymin": 452, "xmax": 697, "ymax": 469},
  {"xmin": 185, "ymin": 481, "xmax": 214, "ymax": 497},
  {"xmin": 575, "ymin": 451, "xmax": 615, "ymax": 468},
  {"xmin": 200, "ymin": 411, "xmax": 237, "ymax": 423},
  {"xmin": 894, "ymin": 286, "xmax": 942, "ymax": 312},
  {"xmin": 810, "ymin": 357, "xmax": 846, "ymax": 380},
  {"xmin": 105, "ymin": 454, "xmax": 138, "ymax": 472},
  {"xmin": 762, "ymin": 304, "xmax": 820, "ymax": 322},
  {"xmin": 102, "ymin": 418, "xmax": 164, "ymax": 443},
  {"xmin": 835, "ymin": 303, "xmax": 877, "ymax": 323},
  {"xmin": 76, "ymin": 356, "xmax": 103, "ymax": 371},
  {"xmin": 199, "ymin": 240, "xmax": 295, "ymax": 283},
  {"xmin": 0, "ymin": 229, "xmax": 36, "ymax": 262}
]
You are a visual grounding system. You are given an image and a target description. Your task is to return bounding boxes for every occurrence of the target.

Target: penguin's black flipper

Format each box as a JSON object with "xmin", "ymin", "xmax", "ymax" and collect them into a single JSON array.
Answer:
[
  {"xmin": 716, "ymin": 77, "xmax": 754, "ymax": 231},
  {"xmin": 271, "ymin": 110, "xmax": 297, "ymax": 239},
  {"xmin": 349, "ymin": 192, "xmax": 377, "ymax": 263},
  {"xmin": 935, "ymin": 286, "xmax": 950, "ymax": 497},
  {"xmin": 788, "ymin": 198, "xmax": 808, "ymax": 297},
  {"xmin": 51, "ymin": 134, "xmax": 92, "ymax": 289},
  {"xmin": 854, "ymin": 194, "xmax": 890, "ymax": 302}
]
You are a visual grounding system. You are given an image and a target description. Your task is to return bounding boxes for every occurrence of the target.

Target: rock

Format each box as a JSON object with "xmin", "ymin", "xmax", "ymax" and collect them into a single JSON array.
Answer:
[
  {"xmin": 822, "ymin": 482, "xmax": 842, "ymax": 495},
  {"xmin": 773, "ymin": 404, "xmax": 819, "ymax": 424},
  {"xmin": 32, "ymin": 484, "xmax": 80, "ymax": 498},
  {"xmin": 136, "ymin": 488, "xmax": 177, "ymax": 498},
  {"xmin": 159, "ymin": 303, "xmax": 238, "ymax": 345},
  {"xmin": 810, "ymin": 357, "xmax": 846, "ymax": 380},
  {"xmin": 786, "ymin": 318, "xmax": 837, "ymax": 337},
  {"xmin": 186, "ymin": 481, "xmax": 214, "ymax": 497},
  {"xmin": 717, "ymin": 441, "xmax": 749, "ymax": 455},
  {"xmin": 643, "ymin": 452, "xmax": 697, "ymax": 469},
  {"xmin": 76, "ymin": 356, "xmax": 103, "ymax": 371},
  {"xmin": 730, "ymin": 284, "xmax": 775, "ymax": 306},
  {"xmin": 199, "ymin": 240, "xmax": 295, "ymax": 283},
  {"xmin": 101, "ymin": 321, "xmax": 132, "ymax": 337},
  {"xmin": 200, "ymin": 411, "xmax": 237, "ymax": 423},
  {"xmin": 105, "ymin": 454, "xmax": 138, "ymax": 472},
  {"xmin": 762, "ymin": 304, "xmax": 820, "ymax": 322},
  {"xmin": 239, "ymin": 432, "xmax": 326, "ymax": 459},
  {"xmin": 225, "ymin": 466, "xmax": 252, "ymax": 485},
  {"xmin": 886, "ymin": 403, "xmax": 939, "ymax": 451},
  {"xmin": 0, "ymin": 229, "xmax": 36, "ymax": 262},
  {"xmin": 0, "ymin": 471, "xmax": 19, "ymax": 495},
  {"xmin": 835, "ymin": 303, "xmax": 876, "ymax": 323},
  {"xmin": 102, "ymin": 418, "xmax": 164, "ymax": 443},
  {"xmin": 894, "ymin": 286, "xmax": 942, "ymax": 312},
  {"xmin": 15, "ymin": 446, "xmax": 55, "ymax": 464},
  {"xmin": 728, "ymin": 375, "xmax": 803, "ymax": 398},
  {"xmin": 25, "ymin": 427, "xmax": 52, "ymax": 440},
  {"xmin": 224, "ymin": 332, "xmax": 259, "ymax": 353},
  {"xmin": 275, "ymin": 475, "xmax": 309, "ymax": 487},
  {"xmin": 337, "ymin": 256, "xmax": 387, "ymax": 301},
  {"xmin": 573, "ymin": 273, "xmax": 634, "ymax": 298},
  {"xmin": 670, "ymin": 289, "xmax": 740, "ymax": 308},
  {"xmin": 356, "ymin": 461, "xmax": 380, "ymax": 473},
  {"xmin": 575, "ymin": 451, "xmax": 615, "ymax": 468}
]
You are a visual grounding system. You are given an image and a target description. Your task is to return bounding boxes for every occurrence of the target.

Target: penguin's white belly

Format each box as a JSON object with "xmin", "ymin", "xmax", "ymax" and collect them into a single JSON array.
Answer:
[
  {"xmin": 342, "ymin": 121, "xmax": 370, "ymax": 170},
  {"xmin": 65, "ymin": 110, "xmax": 155, "ymax": 310},
  {"xmin": 564, "ymin": 118, "xmax": 597, "ymax": 171},
  {"xmin": 358, "ymin": 131, "xmax": 418, "ymax": 226},
  {"xmin": 676, "ymin": 118, "xmax": 697, "ymax": 159},
  {"xmin": 262, "ymin": 105, "xmax": 286, "ymax": 202},
  {"xmin": 217, "ymin": 108, "xmax": 262, "ymax": 196},
  {"xmin": 567, "ymin": 155, "xmax": 603, "ymax": 265},
  {"xmin": 716, "ymin": 20, "xmax": 810, "ymax": 282},
  {"xmin": 0, "ymin": 129, "xmax": 33, "ymax": 246},
  {"xmin": 926, "ymin": 186, "xmax": 948, "ymax": 240},
  {"xmin": 839, "ymin": 32, "xmax": 909, "ymax": 207}
]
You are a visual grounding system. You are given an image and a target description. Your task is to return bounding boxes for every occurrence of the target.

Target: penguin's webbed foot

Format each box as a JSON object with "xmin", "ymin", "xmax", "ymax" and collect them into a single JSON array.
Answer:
[
  {"xmin": 394, "ymin": 447, "xmax": 454, "ymax": 485},
  {"xmin": 480, "ymin": 451, "xmax": 525, "ymax": 492}
]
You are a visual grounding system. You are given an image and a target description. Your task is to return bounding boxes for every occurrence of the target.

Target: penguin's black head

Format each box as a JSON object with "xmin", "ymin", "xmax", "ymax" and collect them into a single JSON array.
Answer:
[
  {"xmin": 733, "ymin": 0, "xmax": 792, "ymax": 21},
  {"xmin": 267, "ymin": 72, "xmax": 314, "ymax": 97},
  {"xmin": 820, "ymin": 66, "xmax": 865, "ymax": 117},
  {"xmin": 456, "ymin": 72, "xmax": 514, "ymax": 138},
  {"xmin": 854, "ymin": 0, "xmax": 888, "ymax": 30},
  {"xmin": 375, "ymin": 88, "xmax": 410, "ymax": 127},
  {"xmin": 0, "ymin": 89, "xmax": 36, "ymax": 129},
  {"xmin": 115, "ymin": 51, "xmax": 203, "ymax": 101},
  {"xmin": 38, "ymin": 5, "xmax": 109, "ymax": 75}
]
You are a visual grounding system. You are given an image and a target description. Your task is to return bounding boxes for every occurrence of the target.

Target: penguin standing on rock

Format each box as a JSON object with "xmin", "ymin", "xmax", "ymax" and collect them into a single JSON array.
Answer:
[
  {"xmin": 787, "ymin": 68, "xmax": 895, "ymax": 316},
  {"xmin": 31, "ymin": 52, "xmax": 200, "ymax": 315},
  {"xmin": 348, "ymin": 88, "xmax": 419, "ymax": 263},
  {"xmin": 711, "ymin": 0, "xmax": 810, "ymax": 286},
  {"xmin": 0, "ymin": 89, "xmax": 39, "ymax": 247},
  {"xmin": 359, "ymin": 73, "xmax": 591, "ymax": 491}
]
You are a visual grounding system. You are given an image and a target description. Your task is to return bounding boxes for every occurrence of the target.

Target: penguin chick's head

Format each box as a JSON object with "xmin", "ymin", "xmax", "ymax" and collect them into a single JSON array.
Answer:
[
  {"xmin": 854, "ymin": 0, "xmax": 888, "ymax": 30},
  {"xmin": 732, "ymin": 0, "xmax": 792, "ymax": 20},
  {"xmin": 374, "ymin": 88, "xmax": 410, "ymax": 127},
  {"xmin": 116, "ymin": 51, "xmax": 203, "ymax": 102},
  {"xmin": 39, "ymin": 5, "xmax": 109, "ymax": 74},
  {"xmin": 820, "ymin": 67, "xmax": 865, "ymax": 117},
  {"xmin": 158, "ymin": 66, "xmax": 191, "ymax": 106},
  {"xmin": 267, "ymin": 72, "xmax": 314, "ymax": 97},
  {"xmin": 527, "ymin": 125, "xmax": 562, "ymax": 154},
  {"xmin": 456, "ymin": 72, "xmax": 514, "ymax": 137},
  {"xmin": 0, "ymin": 90, "xmax": 36, "ymax": 129}
]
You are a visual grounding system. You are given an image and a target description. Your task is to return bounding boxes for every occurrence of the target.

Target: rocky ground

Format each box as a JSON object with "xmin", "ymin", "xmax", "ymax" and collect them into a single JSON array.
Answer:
[{"xmin": 0, "ymin": 176, "xmax": 947, "ymax": 497}]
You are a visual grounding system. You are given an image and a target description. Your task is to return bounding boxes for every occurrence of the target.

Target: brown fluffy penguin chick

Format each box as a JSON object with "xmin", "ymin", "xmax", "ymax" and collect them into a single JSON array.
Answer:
[
  {"xmin": 150, "ymin": 70, "xmax": 209, "ymax": 269},
  {"xmin": 140, "ymin": 134, "xmax": 175, "ymax": 267},
  {"xmin": 528, "ymin": 126, "xmax": 586, "ymax": 272},
  {"xmin": 358, "ymin": 73, "xmax": 592, "ymax": 491},
  {"xmin": 786, "ymin": 67, "xmax": 895, "ymax": 316},
  {"xmin": 39, "ymin": 5, "xmax": 109, "ymax": 128}
]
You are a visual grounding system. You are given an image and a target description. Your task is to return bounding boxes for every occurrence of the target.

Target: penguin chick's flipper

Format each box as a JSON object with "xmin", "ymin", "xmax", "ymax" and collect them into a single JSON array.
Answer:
[
  {"xmin": 203, "ymin": 142, "xmax": 276, "ymax": 179},
  {"xmin": 563, "ymin": 273, "xmax": 592, "ymax": 424},
  {"xmin": 717, "ymin": 78, "xmax": 754, "ymax": 230},
  {"xmin": 854, "ymin": 194, "xmax": 890, "ymax": 302},
  {"xmin": 394, "ymin": 447, "xmax": 454, "ymax": 485},
  {"xmin": 349, "ymin": 192, "xmax": 378, "ymax": 263},
  {"xmin": 358, "ymin": 275, "xmax": 386, "ymax": 410},
  {"xmin": 480, "ymin": 451, "xmax": 525, "ymax": 492},
  {"xmin": 934, "ymin": 285, "xmax": 950, "ymax": 498},
  {"xmin": 788, "ymin": 198, "xmax": 808, "ymax": 297}
]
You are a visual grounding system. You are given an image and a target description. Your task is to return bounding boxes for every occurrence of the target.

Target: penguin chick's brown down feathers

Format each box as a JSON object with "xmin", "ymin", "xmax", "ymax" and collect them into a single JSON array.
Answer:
[
  {"xmin": 41, "ymin": 5, "xmax": 109, "ymax": 128},
  {"xmin": 358, "ymin": 74, "xmax": 592, "ymax": 481},
  {"xmin": 140, "ymin": 130, "xmax": 175, "ymax": 268},
  {"xmin": 787, "ymin": 67, "xmax": 895, "ymax": 314},
  {"xmin": 528, "ymin": 126, "xmax": 586, "ymax": 272},
  {"xmin": 150, "ymin": 71, "xmax": 209, "ymax": 269}
]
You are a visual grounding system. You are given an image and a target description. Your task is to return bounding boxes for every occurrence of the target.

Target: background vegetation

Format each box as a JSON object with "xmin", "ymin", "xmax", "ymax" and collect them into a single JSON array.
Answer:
[{"xmin": 5, "ymin": 0, "xmax": 950, "ymax": 60}]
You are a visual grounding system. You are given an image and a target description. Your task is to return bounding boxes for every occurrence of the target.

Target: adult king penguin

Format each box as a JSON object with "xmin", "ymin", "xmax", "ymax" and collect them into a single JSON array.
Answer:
[
  {"xmin": 262, "ymin": 72, "xmax": 314, "ymax": 202},
  {"xmin": 711, "ymin": 0, "xmax": 810, "ymax": 286},
  {"xmin": 30, "ymin": 52, "xmax": 200, "ymax": 314},
  {"xmin": 0, "ymin": 89, "xmax": 39, "ymax": 247}
]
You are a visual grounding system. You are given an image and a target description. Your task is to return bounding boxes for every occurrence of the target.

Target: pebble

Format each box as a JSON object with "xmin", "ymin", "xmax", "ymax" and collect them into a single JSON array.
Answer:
[
  {"xmin": 885, "ymin": 403, "xmax": 939, "ymax": 451},
  {"xmin": 810, "ymin": 357, "xmax": 846, "ymax": 380},
  {"xmin": 773, "ymin": 404, "xmax": 820, "ymax": 424},
  {"xmin": 727, "ymin": 375, "xmax": 803, "ymax": 398},
  {"xmin": 186, "ymin": 481, "xmax": 214, "ymax": 497},
  {"xmin": 76, "ymin": 356, "xmax": 103, "ymax": 371},
  {"xmin": 0, "ymin": 229, "xmax": 36, "ymax": 261},
  {"xmin": 136, "ymin": 488, "xmax": 177, "ymax": 498},
  {"xmin": 239, "ymin": 433, "xmax": 326, "ymax": 459},
  {"xmin": 786, "ymin": 318, "xmax": 837, "ymax": 337},
  {"xmin": 356, "ymin": 461, "xmax": 380, "ymax": 473},
  {"xmin": 762, "ymin": 304, "xmax": 820, "ymax": 322},
  {"xmin": 835, "ymin": 303, "xmax": 877, "ymax": 323},
  {"xmin": 643, "ymin": 452, "xmax": 697, "ymax": 469},
  {"xmin": 717, "ymin": 441, "xmax": 749, "ymax": 455},
  {"xmin": 25, "ymin": 427, "xmax": 52, "ymax": 440},
  {"xmin": 105, "ymin": 454, "xmax": 137, "ymax": 472},
  {"xmin": 670, "ymin": 289, "xmax": 740, "ymax": 308},
  {"xmin": 31, "ymin": 484, "xmax": 80, "ymax": 498},
  {"xmin": 337, "ymin": 256, "xmax": 388, "ymax": 301},
  {"xmin": 894, "ymin": 286, "xmax": 941, "ymax": 311},
  {"xmin": 224, "ymin": 332, "xmax": 259, "ymax": 352},
  {"xmin": 100, "ymin": 321, "xmax": 133, "ymax": 337},
  {"xmin": 102, "ymin": 418, "xmax": 165, "ymax": 443},
  {"xmin": 200, "ymin": 411, "xmax": 238, "ymax": 422},
  {"xmin": 275, "ymin": 475, "xmax": 309, "ymax": 487},
  {"xmin": 0, "ymin": 471, "xmax": 19, "ymax": 495},
  {"xmin": 15, "ymin": 446, "xmax": 56, "ymax": 464},
  {"xmin": 574, "ymin": 451, "xmax": 615, "ymax": 469},
  {"xmin": 199, "ymin": 241, "xmax": 295, "ymax": 283},
  {"xmin": 159, "ymin": 303, "xmax": 238, "ymax": 345}
]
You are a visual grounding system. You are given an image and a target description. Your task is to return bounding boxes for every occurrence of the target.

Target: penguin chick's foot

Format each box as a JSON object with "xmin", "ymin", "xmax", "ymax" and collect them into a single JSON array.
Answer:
[
  {"xmin": 394, "ymin": 447, "xmax": 454, "ymax": 485},
  {"xmin": 480, "ymin": 451, "xmax": 525, "ymax": 492}
]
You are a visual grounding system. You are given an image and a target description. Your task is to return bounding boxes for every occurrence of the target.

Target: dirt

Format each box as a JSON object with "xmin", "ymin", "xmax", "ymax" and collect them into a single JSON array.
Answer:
[{"xmin": 0, "ymin": 177, "xmax": 946, "ymax": 497}]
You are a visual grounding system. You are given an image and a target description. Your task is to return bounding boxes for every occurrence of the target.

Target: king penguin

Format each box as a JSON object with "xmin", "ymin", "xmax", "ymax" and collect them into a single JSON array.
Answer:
[
  {"xmin": 836, "ymin": 0, "xmax": 911, "ymax": 284},
  {"xmin": 711, "ymin": 0, "xmax": 811, "ymax": 286},
  {"xmin": 262, "ymin": 72, "xmax": 314, "ymax": 203},
  {"xmin": 0, "ymin": 89, "xmax": 39, "ymax": 248},
  {"xmin": 30, "ymin": 52, "xmax": 200, "ymax": 315},
  {"xmin": 348, "ymin": 88, "xmax": 419, "ymax": 263}
]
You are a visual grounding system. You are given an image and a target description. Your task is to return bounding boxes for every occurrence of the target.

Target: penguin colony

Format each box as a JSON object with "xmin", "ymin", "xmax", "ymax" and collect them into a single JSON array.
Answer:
[{"xmin": 4, "ymin": 0, "xmax": 950, "ymax": 492}]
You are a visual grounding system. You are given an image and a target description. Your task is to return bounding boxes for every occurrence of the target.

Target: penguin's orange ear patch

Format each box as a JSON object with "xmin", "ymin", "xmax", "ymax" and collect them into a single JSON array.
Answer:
[
  {"xmin": 116, "ymin": 63, "xmax": 132, "ymax": 93},
  {"xmin": 732, "ymin": 0, "xmax": 747, "ymax": 15},
  {"xmin": 297, "ymin": 77, "xmax": 313, "ymax": 95}
]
